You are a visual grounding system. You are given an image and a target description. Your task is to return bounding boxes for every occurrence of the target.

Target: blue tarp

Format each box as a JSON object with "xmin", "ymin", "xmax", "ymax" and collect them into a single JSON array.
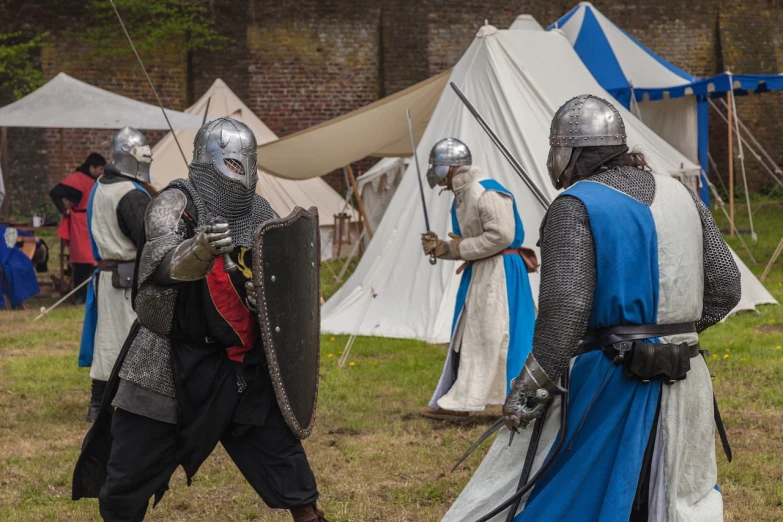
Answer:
[{"xmin": 0, "ymin": 226, "xmax": 40, "ymax": 308}]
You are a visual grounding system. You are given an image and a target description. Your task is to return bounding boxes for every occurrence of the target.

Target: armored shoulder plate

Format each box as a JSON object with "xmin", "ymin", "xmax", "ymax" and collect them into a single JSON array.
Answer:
[{"xmin": 145, "ymin": 188, "xmax": 187, "ymax": 240}]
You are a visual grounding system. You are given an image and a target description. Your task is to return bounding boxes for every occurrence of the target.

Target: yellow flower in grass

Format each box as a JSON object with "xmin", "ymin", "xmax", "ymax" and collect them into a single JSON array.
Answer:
[
  {"xmin": 723, "ymin": 354, "xmax": 729, "ymax": 359},
  {"xmin": 349, "ymin": 361, "xmax": 356, "ymax": 367},
  {"xmin": 327, "ymin": 353, "xmax": 334, "ymax": 358},
  {"xmin": 769, "ymin": 319, "xmax": 776, "ymax": 324},
  {"xmin": 740, "ymin": 357, "xmax": 746, "ymax": 361},
  {"xmin": 777, "ymin": 345, "xmax": 781, "ymax": 351},
  {"xmin": 711, "ymin": 354, "xmax": 718, "ymax": 359},
  {"xmin": 729, "ymin": 340, "xmax": 734, "ymax": 345},
  {"xmin": 330, "ymin": 336, "xmax": 336, "ymax": 341}
]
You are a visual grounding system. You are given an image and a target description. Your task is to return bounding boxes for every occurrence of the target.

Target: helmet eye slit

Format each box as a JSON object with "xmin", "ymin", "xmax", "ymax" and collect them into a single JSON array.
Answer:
[{"xmin": 224, "ymin": 158, "xmax": 245, "ymax": 176}]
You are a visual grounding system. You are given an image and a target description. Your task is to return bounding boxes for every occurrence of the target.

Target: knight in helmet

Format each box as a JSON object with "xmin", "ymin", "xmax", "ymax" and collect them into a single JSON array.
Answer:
[
  {"xmin": 442, "ymin": 96, "xmax": 740, "ymax": 521},
  {"xmin": 419, "ymin": 138, "xmax": 537, "ymax": 421},
  {"xmin": 79, "ymin": 126, "xmax": 153, "ymax": 423},
  {"xmin": 73, "ymin": 118, "xmax": 328, "ymax": 522}
]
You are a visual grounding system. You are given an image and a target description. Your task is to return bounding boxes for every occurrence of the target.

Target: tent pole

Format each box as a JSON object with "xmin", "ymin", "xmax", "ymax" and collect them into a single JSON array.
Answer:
[
  {"xmin": 1, "ymin": 127, "xmax": 9, "ymax": 221},
  {"xmin": 345, "ymin": 164, "xmax": 373, "ymax": 239},
  {"xmin": 59, "ymin": 128, "xmax": 65, "ymax": 179},
  {"xmin": 727, "ymin": 89, "xmax": 735, "ymax": 237}
]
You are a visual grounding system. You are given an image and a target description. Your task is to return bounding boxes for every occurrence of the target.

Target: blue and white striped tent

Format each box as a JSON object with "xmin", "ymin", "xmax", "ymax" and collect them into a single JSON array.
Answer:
[{"xmin": 546, "ymin": 1, "xmax": 783, "ymax": 206}]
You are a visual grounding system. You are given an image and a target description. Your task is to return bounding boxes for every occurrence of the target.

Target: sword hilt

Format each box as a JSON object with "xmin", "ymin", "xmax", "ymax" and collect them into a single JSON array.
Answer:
[
  {"xmin": 222, "ymin": 253, "xmax": 238, "ymax": 273},
  {"xmin": 211, "ymin": 215, "xmax": 238, "ymax": 274}
]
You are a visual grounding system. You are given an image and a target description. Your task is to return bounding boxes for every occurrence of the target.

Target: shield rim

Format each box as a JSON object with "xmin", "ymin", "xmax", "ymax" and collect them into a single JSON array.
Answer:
[{"xmin": 252, "ymin": 206, "xmax": 320, "ymax": 439}]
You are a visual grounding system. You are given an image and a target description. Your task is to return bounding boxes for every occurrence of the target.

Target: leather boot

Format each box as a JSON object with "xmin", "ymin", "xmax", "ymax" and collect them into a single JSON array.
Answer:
[{"xmin": 290, "ymin": 503, "xmax": 329, "ymax": 522}]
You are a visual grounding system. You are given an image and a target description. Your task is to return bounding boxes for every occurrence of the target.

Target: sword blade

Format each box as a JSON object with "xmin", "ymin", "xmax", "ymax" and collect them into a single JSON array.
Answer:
[
  {"xmin": 407, "ymin": 108, "xmax": 437, "ymax": 266},
  {"xmin": 201, "ymin": 96, "xmax": 212, "ymax": 127},
  {"xmin": 109, "ymin": 1, "xmax": 235, "ymax": 274},
  {"xmin": 449, "ymin": 82, "xmax": 551, "ymax": 211},
  {"xmin": 32, "ymin": 275, "xmax": 92, "ymax": 321},
  {"xmin": 406, "ymin": 109, "xmax": 431, "ymax": 231},
  {"xmin": 451, "ymin": 417, "xmax": 504, "ymax": 473},
  {"xmin": 108, "ymin": 0, "xmax": 188, "ymax": 167}
]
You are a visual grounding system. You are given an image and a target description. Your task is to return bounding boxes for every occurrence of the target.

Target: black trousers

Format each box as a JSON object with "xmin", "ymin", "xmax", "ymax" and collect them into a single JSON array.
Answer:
[
  {"xmin": 99, "ymin": 408, "xmax": 319, "ymax": 522},
  {"xmin": 73, "ymin": 263, "xmax": 93, "ymax": 301}
]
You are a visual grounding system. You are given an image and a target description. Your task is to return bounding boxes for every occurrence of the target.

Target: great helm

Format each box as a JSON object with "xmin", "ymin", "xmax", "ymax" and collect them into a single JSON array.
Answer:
[
  {"xmin": 193, "ymin": 117, "xmax": 258, "ymax": 189},
  {"xmin": 547, "ymin": 95, "xmax": 626, "ymax": 189},
  {"xmin": 426, "ymin": 137, "xmax": 472, "ymax": 188},
  {"xmin": 109, "ymin": 126, "xmax": 152, "ymax": 183}
]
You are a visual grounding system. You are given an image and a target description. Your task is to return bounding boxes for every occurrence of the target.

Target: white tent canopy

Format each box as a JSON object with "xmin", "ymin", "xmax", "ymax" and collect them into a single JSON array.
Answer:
[
  {"xmin": 256, "ymin": 71, "xmax": 451, "ymax": 180},
  {"xmin": 322, "ymin": 24, "xmax": 775, "ymax": 343},
  {"xmin": 509, "ymin": 15, "xmax": 545, "ymax": 31},
  {"xmin": 357, "ymin": 157, "xmax": 409, "ymax": 233},
  {"xmin": 0, "ymin": 72, "xmax": 203, "ymax": 130},
  {"xmin": 150, "ymin": 79, "xmax": 357, "ymax": 260}
]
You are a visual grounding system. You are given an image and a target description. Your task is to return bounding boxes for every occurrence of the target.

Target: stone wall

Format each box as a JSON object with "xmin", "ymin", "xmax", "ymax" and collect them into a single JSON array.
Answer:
[{"xmin": 3, "ymin": 0, "xmax": 783, "ymax": 215}]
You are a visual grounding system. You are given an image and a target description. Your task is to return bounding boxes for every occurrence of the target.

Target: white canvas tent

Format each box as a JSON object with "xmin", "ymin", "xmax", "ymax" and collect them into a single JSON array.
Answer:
[
  {"xmin": 150, "ymin": 79, "xmax": 357, "ymax": 260},
  {"xmin": 356, "ymin": 157, "xmax": 409, "ymax": 234},
  {"xmin": 321, "ymin": 23, "xmax": 775, "ymax": 343},
  {"xmin": 0, "ymin": 72, "xmax": 203, "ymax": 130}
]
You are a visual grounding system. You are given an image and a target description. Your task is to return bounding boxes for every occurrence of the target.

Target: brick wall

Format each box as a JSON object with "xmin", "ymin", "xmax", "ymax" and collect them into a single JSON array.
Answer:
[{"xmin": 4, "ymin": 0, "xmax": 783, "ymax": 215}]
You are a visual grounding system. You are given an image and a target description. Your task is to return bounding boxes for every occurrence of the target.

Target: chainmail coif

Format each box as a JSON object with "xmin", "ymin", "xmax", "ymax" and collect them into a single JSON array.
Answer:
[
  {"xmin": 532, "ymin": 166, "xmax": 741, "ymax": 382},
  {"xmin": 184, "ymin": 161, "xmax": 276, "ymax": 247}
]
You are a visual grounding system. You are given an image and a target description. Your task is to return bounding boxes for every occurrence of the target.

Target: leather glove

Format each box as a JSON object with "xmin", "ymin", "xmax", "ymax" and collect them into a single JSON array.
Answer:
[
  {"xmin": 245, "ymin": 281, "xmax": 257, "ymax": 313},
  {"xmin": 421, "ymin": 231, "xmax": 440, "ymax": 255},
  {"xmin": 502, "ymin": 377, "xmax": 546, "ymax": 431},
  {"xmin": 421, "ymin": 231, "xmax": 449, "ymax": 257},
  {"xmin": 197, "ymin": 221, "xmax": 234, "ymax": 259},
  {"xmin": 422, "ymin": 231, "xmax": 463, "ymax": 258},
  {"xmin": 447, "ymin": 232, "xmax": 462, "ymax": 258}
]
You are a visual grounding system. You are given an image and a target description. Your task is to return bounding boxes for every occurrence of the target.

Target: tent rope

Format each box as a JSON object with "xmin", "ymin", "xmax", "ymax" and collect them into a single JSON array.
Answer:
[
  {"xmin": 706, "ymin": 175, "xmax": 757, "ymax": 264},
  {"xmin": 727, "ymin": 81, "xmax": 757, "ymax": 241},
  {"xmin": 718, "ymin": 97, "xmax": 783, "ymax": 182},
  {"xmin": 708, "ymin": 98, "xmax": 783, "ymax": 190},
  {"xmin": 338, "ymin": 287, "xmax": 377, "ymax": 368},
  {"xmin": 708, "ymin": 152, "xmax": 730, "ymax": 196}
]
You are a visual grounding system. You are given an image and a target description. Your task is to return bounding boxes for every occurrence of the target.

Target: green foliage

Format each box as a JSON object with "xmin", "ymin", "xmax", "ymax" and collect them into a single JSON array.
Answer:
[
  {"xmin": 81, "ymin": 0, "xmax": 225, "ymax": 57},
  {"xmin": 0, "ymin": 32, "xmax": 49, "ymax": 99},
  {"xmin": 33, "ymin": 201, "xmax": 60, "ymax": 224}
]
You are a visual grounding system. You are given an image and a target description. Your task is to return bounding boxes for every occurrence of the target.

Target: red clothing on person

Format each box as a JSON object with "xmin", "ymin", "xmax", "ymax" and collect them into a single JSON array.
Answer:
[{"xmin": 56, "ymin": 171, "xmax": 96, "ymax": 264}]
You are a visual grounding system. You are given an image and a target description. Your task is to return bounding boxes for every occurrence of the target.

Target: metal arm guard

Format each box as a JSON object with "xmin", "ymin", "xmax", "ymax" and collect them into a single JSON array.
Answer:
[
  {"xmin": 504, "ymin": 352, "xmax": 565, "ymax": 430},
  {"xmin": 516, "ymin": 352, "xmax": 566, "ymax": 401},
  {"xmin": 152, "ymin": 232, "xmax": 217, "ymax": 284}
]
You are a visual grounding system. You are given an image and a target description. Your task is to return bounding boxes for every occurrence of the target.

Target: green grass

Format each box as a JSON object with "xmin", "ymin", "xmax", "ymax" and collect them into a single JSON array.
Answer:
[
  {"xmin": 0, "ymin": 197, "xmax": 782, "ymax": 521},
  {"xmin": 699, "ymin": 194, "xmax": 783, "ymax": 521}
]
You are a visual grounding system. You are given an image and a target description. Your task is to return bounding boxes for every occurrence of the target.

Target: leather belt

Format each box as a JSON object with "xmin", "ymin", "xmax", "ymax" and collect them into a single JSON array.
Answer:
[
  {"xmin": 96, "ymin": 260, "xmax": 119, "ymax": 272},
  {"xmin": 456, "ymin": 248, "xmax": 527, "ymax": 275},
  {"xmin": 577, "ymin": 339, "xmax": 702, "ymax": 359},
  {"xmin": 578, "ymin": 322, "xmax": 696, "ymax": 353}
]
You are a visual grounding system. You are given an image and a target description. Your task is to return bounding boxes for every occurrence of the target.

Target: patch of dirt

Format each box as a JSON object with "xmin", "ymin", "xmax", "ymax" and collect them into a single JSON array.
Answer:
[
  {"xmin": 755, "ymin": 324, "xmax": 783, "ymax": 334},
  {"xmin": 327, "ymin": 427, "xmax": 361, "ymax": 436}
]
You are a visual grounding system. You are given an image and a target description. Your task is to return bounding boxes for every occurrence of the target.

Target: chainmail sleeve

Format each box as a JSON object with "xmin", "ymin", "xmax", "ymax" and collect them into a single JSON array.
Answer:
[
  {"xmin": 531, "ymin": 195, "xmax": 596, "ymax": 382},
  {"xmin": 686, "ymin": 190, "xmax": 741, "ymax": 332}
]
